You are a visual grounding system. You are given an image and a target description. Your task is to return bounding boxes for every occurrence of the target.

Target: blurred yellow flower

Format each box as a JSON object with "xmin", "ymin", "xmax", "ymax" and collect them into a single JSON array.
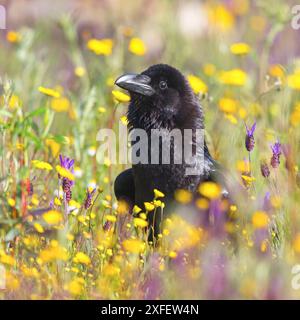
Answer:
[
  {"xmin": 105, "ymin": 214, "xmax": 117, "ymax": 222},
  {"xmin": 133, "ymin": 218, "xmax": 148, "ymax": 228},
  {"xmin": 144, "ymin": 202, "xmax": 155, "ymax": 211},
  {"xmin": 43, "ymin": 210, "xmax": 63, "ymax": 225},
  {"xmin": 120, "ymin": 115, "xmax": 128, "ymax": 125},
  {"xmin": 74, "ymin": 66, "xmax": 86, "ymax": 77},
  {"xmin": 56, "ymin": 165, "xmax": 74, "ymax": 181},
  {"xmin": 0, "ymin": 252, "xmax": 15, "ymax": 266},
  {"xmin": 290, "ymin": 102, "xmax": 300, "ymax": 127},
  {"xmin": 33, "ymin": 223, "xmax": 44, "ymax": 234},
  {"xmin": 252, "ymin": 211, "xmax": 269, "ymax": 229},
  {"xmin": 230, "ymin": 43, "xmax": 250, "ymax": 55},
  {"xmin": 219, "ymin": 97, "xmax": 237, "ymax": 114},
  {"xmin": 218, "ymin": 69, "xmax": 247, "ymax": 86},
  {"xmin": 7, "ymin": 197, "xmax": 16, "ymax": 207},
  {"xmin": 39, "ymin": 244, "xmax": 68, "ymax": 263},
  {"xmin": 38, "ymin": 86, "xmax": 61, "ymax": 98},
  {"xmin": 6, "ymin": 31, "xmax": 21, "ymax": 43},
  {"xmin": 67, "ymin": 278, "xmax": 84, "ymax": 296},
  {"xmin": 98, "ymin": 106, "xmax": 107, "ymax": 113},
  {"xmin": 224, "ymin": 114, "xmax": 238, "ymax": 124},
  {"xmin": 198, "ymin": 182, "xmax": 221, "ymax": 199},
  {"xmin": 236, "ymin": 160, "xmax": 250, "ymax": 173},
  {"xmin": 169, "ymin": 251, "xmax": 177, "ymax": 259},
  {"xmin": 128, "ymin": 37, "xmax": 147, "ymax": 56},
  {"xmin": 187, "ymin": 75, "xmax": 208, "ymax": 94},
  {"xmin": 8, "ymin": 95, "xmax": 21, "ymax": 109},
  {"xmin": 196, "ymin": 198, "xmax": 209, "ymax": 210},
  {"xmin": 87, "ymin": 38, "xmax": 113, "ymax": 56},
  {"xmin": 31, "ymin": 160, "xmax": 53, "ymax": 171},
  {"xmin": 112, "ymin": 90, "xmax": 130, "ymax": 103},
  {"xmin": 203, "ymin": 63, "xmax": 216, "ymax": 76},
  {"xmin": 293, "ymin": 234, "xmax": 300, "ymax": 253},
  {"xmin": 46, "ymin": 138, "xmax": 60, "ymax": 157},
  {"xmin": 174, "ymin": 189, "xmax": 192, "ymax": 204},
  {"xmin": 287, "ymin": 72, "xmax": 300, "ymax": 90},
  {"xmin": 269, "ymin": 64, "xmax": 285, "ymax": 78},
  {"xmin": 207, "ymin": 4, "xmax": 235, "ymax": 32},
  {"xmin": 122, "ymin": 238, "xmax": 145, "ymax": 254},
  {"xmin": 73, "ymin": 252, "xmax": 91, "ymax": 265},
  {"xmin": 51, "ymin": 97, "xmax": 71, "ymax": 112}
]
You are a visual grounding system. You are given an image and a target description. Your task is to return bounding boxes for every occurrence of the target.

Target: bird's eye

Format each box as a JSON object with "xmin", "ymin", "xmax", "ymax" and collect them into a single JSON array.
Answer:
[{"xmin": 159, "ymin": 80, "xmax": 168, "ymax": 90}]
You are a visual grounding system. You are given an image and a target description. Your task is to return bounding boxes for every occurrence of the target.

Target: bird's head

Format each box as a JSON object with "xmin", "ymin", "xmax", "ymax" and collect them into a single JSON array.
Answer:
[{"xmin": 115, "ymin": 64, "xmax": 203, "ymax": 130}]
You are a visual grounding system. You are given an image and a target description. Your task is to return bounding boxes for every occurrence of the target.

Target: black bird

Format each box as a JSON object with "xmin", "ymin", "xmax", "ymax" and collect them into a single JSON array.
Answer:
[{"xmin": 114, "ymin": 64, "xmax": 224, "ymax": 239}]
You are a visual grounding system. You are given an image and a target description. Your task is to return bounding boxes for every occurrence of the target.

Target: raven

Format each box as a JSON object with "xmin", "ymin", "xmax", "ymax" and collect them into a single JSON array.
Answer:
[{"xmin": 114, "ymin": 64, "xmax": 224, "ymax": 239}]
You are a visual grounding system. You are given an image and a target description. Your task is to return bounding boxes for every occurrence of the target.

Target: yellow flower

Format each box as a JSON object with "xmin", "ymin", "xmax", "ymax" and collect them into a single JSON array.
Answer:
[
  {"xmin": 219, "ymin": 97, "xmax": 237, "ymax": 114},
  {"xmin": 293, "ymin": 234, "xmax": 300, "ymax": 253},
  {"xmin": 105, "ymin": 215, "xmax": 117, "ymax": 223},
  {"xmin": 45, "ymin": 138, "xmax": 60, "ymax": 157},
  {"xmin": 203, "ymin": 63, "xmax": 216, "ymax": 76},
  {"xmin": 252, "ymin": 211, "xmax": 269, "ymax": 229},
  {"xmin": 87, "ymin": 38, "xmax": 113, "ymax": 55},
  {"xmin": 218, "ymin": 69, "xmax": 247, "ymax": 86},
  {"xmin": 67, "ymin": 278, "xmax": 84, "ymax": 296},
  {"xmin": 112, "ymin": 90, "xmax": 130, "ymax": 103},
  {"xmin": 128, "ymin": 37, "xmax": 147, "ymax": 56},
  {"xmin": 54, "ymin": 197, "xmax": 62, "ymax": 206},
  {"xmin": 0, "ymin": 252, "xmax": 15, "ymax": 266},
  {"xmin": 6, "ymin": 31, "xmax": 21, "ymax": 43},
  {"xmin": 38, "ymin": 86, "xmax": 61, "ymax": 98},
  {"xmin": 154, "ymin": 188, "xmax": 165, "ymax": 198},
  {"xmin": 133, "ymin": 205, "xmax": 142, "ymax": 214},
  {"xmin": 224, "ymin": 114, "xmax": 238, "ymax": 124},
  {"xmin": 269, "ymin": 64, "xmax": 285, "ymax": 78},
  {"xmin": 8, "ymin": 95, "xmax": 21, "ymax": 109},
  {"xmin": 290, "ymin": 102, "xmax": 300, "ymax": 127},
  {"xmin": 98, "ymin": 106, "xmax": 107, "ymax": 113},
  {"xmin": 56, "ymin": 165, "xmax": 74, "ymax": 181},
  {"xmin": 236, "ymin": 160, "xmax": 250, "ymax": 173},
  {"xmin": 144, "ymin": 202, "xmax": 155, "ymax": 211},
  {"xmin": 288, "ymin": 72, "xmax": 300, "ymax": 90},
  {"xmin": 174, "ymin": 189, "xmax": 192, "ymax": 204},
  {"xmin": 74, "ymin": 66, "xmax": 86, "ymax": 77},
  {"xmin": 73, "ymin": 252, "xmax": 91, "ymax": 265},
  {"xmin": 198, "ymin": 182, "xmax": 221, "ymax": 199},
  {"xmin": 31, "ymin": 160, "xmax": 53, "ymax": 171},
  {"xmin": 7, "ymin": 197, "xmax": 16, "ymax": 207},
  {"xmin": 230, "ymin": 42, "xmax": 250, "ymax": 55},
  {"xmin": 43, "ymin": 210, "xmax": 63, "ymax": 225},
  {"xmin": 122, "ymin": 238, "xmax": 145, "ymax": 254},
  {"xmin": 169, "ymin": 251, "xmax": 177, "ymax": 259},
  {"xmin": 187, "ymin": 75, "xmax": 208, "ymax": 94},
  {"xmin": 51, "ymin": 97, "xmax": 71, "ymax": 112},
  {"xmin": 196, "ymin": 198, "xmax": 210, "ymax": 210},
  {"xmin": 33, "ymin": 223, "xmax": 44, "ymax": 234},
  {"xmin": 133, "ymin": 218, "xmax": 148, "ymax": 228},
  {"xmin": 241, "ymin": 175, "xmax": 255, "ymax": 187},
  {"xmin": 39, "ymin": 244, "xmax": 68, "ymax": 263},
  {"xmin": 120, "ymin": 115, "xmax": 128, "ymax": 125},
  {"xmin": 207, "ymin": 4, "xmax": 235, "ymax": 32},
  {"xmin": 31, "ymin": 194, "xmax": 39, "ymax": 206}
]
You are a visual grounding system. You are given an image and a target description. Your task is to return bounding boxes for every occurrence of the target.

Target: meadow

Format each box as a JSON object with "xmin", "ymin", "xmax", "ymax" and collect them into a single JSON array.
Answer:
[{"xmin": 1, "ymin": 0, "xmax": 300, "ymax": 299}]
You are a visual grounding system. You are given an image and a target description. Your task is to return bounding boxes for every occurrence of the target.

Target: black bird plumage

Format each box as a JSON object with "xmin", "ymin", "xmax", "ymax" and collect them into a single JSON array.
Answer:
[{"xmin": 114, "ymin": 64, "xmax": 224, "ymax": 238}]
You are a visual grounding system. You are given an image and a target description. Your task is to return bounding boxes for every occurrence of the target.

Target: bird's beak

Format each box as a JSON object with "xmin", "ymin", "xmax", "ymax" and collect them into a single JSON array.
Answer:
[{"xmin": 115, "ymin": 73, "xmax": 155, "ymax": 96}]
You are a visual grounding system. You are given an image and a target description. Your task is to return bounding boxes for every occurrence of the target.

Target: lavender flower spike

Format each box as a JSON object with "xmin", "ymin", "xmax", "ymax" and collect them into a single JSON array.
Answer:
[
  {"xmin": 245, "ymin": 121, "xmax": 256, "ymax": 152},
  {"xmin": 270, "ymin": 141, "xmax": 281, "ymax": 168},
  {"xmin": 59, "ymin": 154, "xmax": 75, "ymax": 203}
]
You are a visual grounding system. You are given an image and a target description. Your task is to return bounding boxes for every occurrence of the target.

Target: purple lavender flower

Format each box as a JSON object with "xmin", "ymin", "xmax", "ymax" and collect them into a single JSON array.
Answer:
[
  {"xmin": 245, "ymin": 122, "xmax": 256, "ymax": 152},
  {"xmin": 59, "ymin": 154, "xmax": 75, "ymax": 203},
  {"xmin": 270, "ymin": 141, "xmax": 281, "ymax": 168},
  {"xmin": 84, "ymin": 188, "xmax": 96, "ymax": 210},
  {"xmin": 260, "ymin": 161, "xmax": 270, "ymax": 178}
]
